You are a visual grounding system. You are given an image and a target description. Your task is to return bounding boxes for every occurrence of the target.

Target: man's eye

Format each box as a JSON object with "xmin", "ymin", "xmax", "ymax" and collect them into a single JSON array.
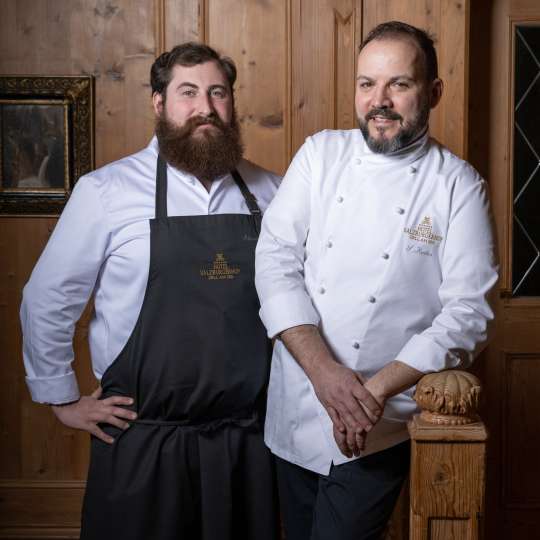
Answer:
[
  {"xmin": 211, "ymin": 89, "xmax": 227, "ymax": 99},
  {"xmin": 182, "ymin": 89, "xmax": 196, "ymax": 97},
  {"xmin": 358, "ymin": 82, "xmax": 372, "ymax": 89},
  {"xmin": 394, "ymin": 81, "xmax": 409, "ymax": 88}
]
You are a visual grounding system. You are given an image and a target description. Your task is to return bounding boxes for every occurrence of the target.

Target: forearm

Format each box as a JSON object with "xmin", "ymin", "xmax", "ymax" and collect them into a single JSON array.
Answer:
[
  {"xmin": 364, "ymin": 360, "xmax": 424, "ymax": 402},
  {"xmin": 279, "ymin": 324, "xmax": 335, "ymax": 380}
]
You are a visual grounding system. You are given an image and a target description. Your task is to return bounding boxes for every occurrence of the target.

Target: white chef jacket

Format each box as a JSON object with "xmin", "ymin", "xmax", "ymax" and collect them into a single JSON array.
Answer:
[
  {"xmin": 255, "ymin": 129, "xmax": 498, "ymax": 475},
  {"xmin": 21, "ymin": 137, "xmax": 281, "ymax": 405}
]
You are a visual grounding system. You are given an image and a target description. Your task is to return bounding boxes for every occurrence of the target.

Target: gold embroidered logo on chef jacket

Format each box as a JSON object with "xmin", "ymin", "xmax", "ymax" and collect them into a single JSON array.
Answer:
[
  {"xmin": 200, "ymin": 253, "xmax": 240, "ymax": 280},
  {"xmin": 403, "ymin": 216, "xmax": 443, "ymax": 245}
]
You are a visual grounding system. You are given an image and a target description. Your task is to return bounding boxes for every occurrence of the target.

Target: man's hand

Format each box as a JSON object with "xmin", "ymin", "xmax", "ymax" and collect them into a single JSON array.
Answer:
[
  {"xmin": 51, "ymin": 387, "xmax": 137, "ymax": 444},
  {"xmin": 279, "ymin": 325, "xmax": 382, "ymax": 457},
  {"xmin": 309, "ymin": 360, "xmax": 381, "ymax": 449}
]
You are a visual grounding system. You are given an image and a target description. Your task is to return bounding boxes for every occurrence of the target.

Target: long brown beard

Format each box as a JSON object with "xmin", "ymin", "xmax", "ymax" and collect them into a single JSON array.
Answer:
[{"xmin": 155, "ymin": 111, "xmax": 244, "ymax": 182}]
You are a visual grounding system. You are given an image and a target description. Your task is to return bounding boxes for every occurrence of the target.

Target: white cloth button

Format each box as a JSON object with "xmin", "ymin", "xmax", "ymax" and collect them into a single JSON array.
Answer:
[
  {"xmin": 326, "ymin": 240, "xmax": 333, "ymax": 248},
  {"xmin": 368, "ymin": 295, "xmax": 376, "ymax": 303},
  {"xmin": 396, "ymin": 207, "xmax": 405, "ymax": 215},
  {"xmin": 382, "ymin": 252, "xmax": 389, "ymax": 260},
  {"xmin": 337, "ymin": 196, "xmax": 344, "ymax": 203},
  {"xmin": 352, "ymin": 341, "xmax": 360, "ymax": 349},
  {"xmin": 319, "ymin": 287, "xmax": 326, "ymax": 294},
  {"xmin": 355, "ymin": 158, "xmax": 362, "ymax": 165},
  {"xmin": 409, "ymin": 166, "xmax": 417, "ymax": 174}
]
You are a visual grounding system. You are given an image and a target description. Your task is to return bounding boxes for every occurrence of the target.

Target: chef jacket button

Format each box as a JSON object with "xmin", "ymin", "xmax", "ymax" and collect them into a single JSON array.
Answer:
[
  {"xmin": 355, "ymin": 158, "xmax": 362, "ymax": 165},
  {"xmin": 368, "ymin": 295, "xmax": 376, "ymax": 303},
  {"xmin": 352, "ymin": 341, "xmax": 360, "ymax": 349},
  {"xmin": 319, "ymin": 287, "xmax": 326, "ymax": 294},
  {"xmin": 396, "ymin": 207, "xmax": 405, "ymax": 215},
  {"xmin": 409, "ymin": 166, "xmax": 417, "ymax": 174},
  {"xmin": 326, "ymin": 240, "xmax": 333, "ymax": 248},
  {"xmin": 337, "ymin": 196, "xmax": 344, "ymax": 203},
  {"xmin": 382, "ymin": 252, "xmax": 390, "ymax": 260}
]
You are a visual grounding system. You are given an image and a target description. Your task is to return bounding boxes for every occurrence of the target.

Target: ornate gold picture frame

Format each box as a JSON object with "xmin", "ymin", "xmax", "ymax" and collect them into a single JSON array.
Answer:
[{"xmin": 0, "ymin": 76, "xmax": 94, "ymax": 215}]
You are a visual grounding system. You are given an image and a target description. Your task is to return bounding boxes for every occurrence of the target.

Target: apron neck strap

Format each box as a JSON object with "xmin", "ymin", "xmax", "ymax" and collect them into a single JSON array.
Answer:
[
  {"xmin": 156, "ymin": 154, "xmax": 168, "ymax": 218},
  {"xmin": 156, "ymin": 156, "xmax": 262, "ymax": 218},
  {"xmin": 231, "ymin": 169, "xmax": 262, "ymax": 216}
]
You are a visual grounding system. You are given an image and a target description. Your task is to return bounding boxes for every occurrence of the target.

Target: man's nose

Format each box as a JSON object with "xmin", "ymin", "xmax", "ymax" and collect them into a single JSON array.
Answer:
[
  {"xmin": 371, "ymin": 85, "xmax": 392, "ymax": 109},
  {"xmin": 196, "ymin": 93, "xmax": 214, "ymax": 116}
]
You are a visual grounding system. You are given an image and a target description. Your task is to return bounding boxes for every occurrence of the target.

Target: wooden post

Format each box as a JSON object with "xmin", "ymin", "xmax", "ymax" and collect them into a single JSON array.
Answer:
[{"xmin": 408, "ymin": 371, "xmax": 487, "ymax": 540}]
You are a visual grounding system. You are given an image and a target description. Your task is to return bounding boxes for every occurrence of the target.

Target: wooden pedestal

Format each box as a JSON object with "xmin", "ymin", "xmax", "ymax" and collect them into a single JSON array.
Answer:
[{"xmin": 408, "ymin": 415, "xmax": 487, "ymax": 540}]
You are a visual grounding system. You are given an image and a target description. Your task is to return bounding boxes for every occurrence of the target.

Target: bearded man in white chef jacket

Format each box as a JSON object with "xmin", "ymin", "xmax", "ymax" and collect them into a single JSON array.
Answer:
[{"xmin": 255, "ymin": 21, "xmax": 498, "ymax": 540}]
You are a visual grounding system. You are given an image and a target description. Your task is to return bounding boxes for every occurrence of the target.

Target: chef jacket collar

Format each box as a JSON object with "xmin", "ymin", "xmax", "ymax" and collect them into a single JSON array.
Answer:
[{"xmin": 357, "ymin": 127, "xmax": 429, "ymax": 166}]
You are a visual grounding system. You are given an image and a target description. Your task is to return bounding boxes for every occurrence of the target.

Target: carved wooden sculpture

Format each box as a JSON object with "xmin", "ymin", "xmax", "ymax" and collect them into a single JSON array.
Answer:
[{"xmin": 408, "ymin": 370, "xmax": 487, "ymax": 540}]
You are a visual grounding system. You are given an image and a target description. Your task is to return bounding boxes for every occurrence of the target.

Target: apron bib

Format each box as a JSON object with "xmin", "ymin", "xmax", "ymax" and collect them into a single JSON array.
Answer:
[{"xmin": 81, "ymin": 156, "xmax": 278, "ymax": 540}]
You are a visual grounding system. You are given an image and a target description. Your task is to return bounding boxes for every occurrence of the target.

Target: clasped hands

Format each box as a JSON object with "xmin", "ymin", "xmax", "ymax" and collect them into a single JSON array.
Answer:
[{"xmin": 309, "ymin": 361, "xmax": 384, "ymax": 458}]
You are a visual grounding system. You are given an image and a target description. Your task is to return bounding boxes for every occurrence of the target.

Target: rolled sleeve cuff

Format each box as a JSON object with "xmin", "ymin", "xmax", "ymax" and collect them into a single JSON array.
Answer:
[
  {"xmin": 259, "ymin": 290, "xmax": 320, "ymax": 339},
  {"xmin": 396, "ymin": 334, "xmax": 462, "ymax": 374},
  {"xmin": 25, "ymin": 372, "xmax": 80, "ymax": 405}
]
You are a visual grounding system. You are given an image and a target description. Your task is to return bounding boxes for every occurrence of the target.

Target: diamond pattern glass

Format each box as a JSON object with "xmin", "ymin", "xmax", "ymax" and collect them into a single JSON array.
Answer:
[{"xmin": 513, "ymin": 25, "xmax": 540, "ymax": 296}]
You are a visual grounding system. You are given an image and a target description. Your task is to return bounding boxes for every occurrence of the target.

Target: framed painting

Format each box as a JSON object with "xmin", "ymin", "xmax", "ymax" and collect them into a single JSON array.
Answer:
[{"xmin": 0, "ymin": 76, "xmax": 94, "ymax": 215}]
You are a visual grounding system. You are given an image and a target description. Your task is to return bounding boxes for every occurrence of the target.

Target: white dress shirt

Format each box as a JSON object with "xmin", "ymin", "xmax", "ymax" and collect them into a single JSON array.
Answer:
[
  {"xmin": 21, "ymin": 137, "xmax": 281, "ymax": 405},
  {"xmin": 255, "ymin": 129, "xmax": 498, "ymax": 475}
]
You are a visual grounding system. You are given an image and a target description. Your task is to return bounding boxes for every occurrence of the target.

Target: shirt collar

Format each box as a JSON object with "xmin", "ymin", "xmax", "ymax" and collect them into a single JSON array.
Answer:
[{"xmin": 357, "ymin": 127, "xmax": 430, "ymax": 166}]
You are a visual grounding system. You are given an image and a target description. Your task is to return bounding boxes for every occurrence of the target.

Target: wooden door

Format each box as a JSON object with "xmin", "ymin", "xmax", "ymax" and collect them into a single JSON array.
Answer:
[
  {"xmin": 0, "ymin": 1, "xmax": 470, "ymax": 538},
  {"xmin": 468, "ymin": 1, "xmax": 540, "ymax": 538}
]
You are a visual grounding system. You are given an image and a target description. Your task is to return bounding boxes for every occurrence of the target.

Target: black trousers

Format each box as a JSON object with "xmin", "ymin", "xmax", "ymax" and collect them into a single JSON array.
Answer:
[{"xmin": 276, "ymin": 441, "xmax": 410, "ymax": 540}]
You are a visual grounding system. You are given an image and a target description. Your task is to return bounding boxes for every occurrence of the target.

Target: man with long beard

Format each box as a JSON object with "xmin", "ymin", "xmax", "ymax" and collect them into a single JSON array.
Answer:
[
  {"xmin": 255, "ymin": 21, "xmax": 498, "ymax": 540},
  {"xmin": 21, "ymin": 42, "xmax": 280, "ymax": 540}
]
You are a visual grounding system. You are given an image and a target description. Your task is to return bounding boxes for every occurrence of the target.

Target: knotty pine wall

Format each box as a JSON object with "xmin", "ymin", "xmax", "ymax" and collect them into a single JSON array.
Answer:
[{"xmin": 0, "ymin": 1, "xmax": 468, "ymax": 537}]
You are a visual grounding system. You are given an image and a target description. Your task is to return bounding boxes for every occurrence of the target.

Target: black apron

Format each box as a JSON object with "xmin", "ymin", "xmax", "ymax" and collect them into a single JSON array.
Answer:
[{"xmin": 81, "ymin": 156, "xmax": 278, "ymax": 540}]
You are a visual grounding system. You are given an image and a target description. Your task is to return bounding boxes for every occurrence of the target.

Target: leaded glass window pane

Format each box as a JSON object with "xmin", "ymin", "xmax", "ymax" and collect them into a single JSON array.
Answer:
[{"xmin": 513, "ymin": 25, "xmax": 540, "ymax": 296}]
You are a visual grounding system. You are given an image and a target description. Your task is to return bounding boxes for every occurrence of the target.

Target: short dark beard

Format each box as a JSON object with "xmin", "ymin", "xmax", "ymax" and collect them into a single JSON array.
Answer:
[
  {"xmin": 357, "ymin": 98, "xmax": 430, "ymax": 154},
  {"xmin": 155, "ymin": 111, "xmax": 244, "ymax": 182}
]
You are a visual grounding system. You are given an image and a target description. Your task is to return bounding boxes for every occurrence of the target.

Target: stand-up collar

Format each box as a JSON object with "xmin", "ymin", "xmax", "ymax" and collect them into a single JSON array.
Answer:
[{"xmin": 358, "ymin": 128, "xmax": 430, "ymax": 166}]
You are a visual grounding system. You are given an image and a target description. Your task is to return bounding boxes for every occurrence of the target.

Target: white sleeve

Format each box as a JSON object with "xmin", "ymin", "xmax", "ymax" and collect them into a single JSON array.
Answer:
[
  {"xmin": 255, "ymin": 139, "xmax": 320, "ymax": 338},
  {"xmin": 396, "ymin": 174, "xmax": 499, "ymax": 373},
  {"xmin": 20, "ymin": 177, "xmax": 112, "ymax": 404}
]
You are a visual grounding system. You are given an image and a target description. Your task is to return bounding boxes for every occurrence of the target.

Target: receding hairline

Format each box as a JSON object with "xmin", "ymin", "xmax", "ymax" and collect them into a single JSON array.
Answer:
[{"xmin": 358, "ymin": 34, "xmax": 433, "ymax": 80}]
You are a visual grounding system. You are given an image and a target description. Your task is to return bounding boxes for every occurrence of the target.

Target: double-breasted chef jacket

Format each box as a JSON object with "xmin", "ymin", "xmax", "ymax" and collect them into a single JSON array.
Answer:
[{"xmin": 255, "ymin": 129, "xmax": 498, "ymax": 475}]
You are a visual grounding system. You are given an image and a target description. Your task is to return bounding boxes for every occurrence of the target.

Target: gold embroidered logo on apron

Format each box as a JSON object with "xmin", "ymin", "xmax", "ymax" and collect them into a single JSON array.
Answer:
[
  {"xmin": 200, "ymin": 253, "xmax": 240, "ymax": 280},
  {"xmin": 403, "ymin": 216, "xmax": 443, "ymax": 245}
]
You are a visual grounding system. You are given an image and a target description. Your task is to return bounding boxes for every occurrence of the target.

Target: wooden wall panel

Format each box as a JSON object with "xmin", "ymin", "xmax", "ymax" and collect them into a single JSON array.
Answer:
[
  {"xmin": 505, "ymin": 354, "xmax": 540, "ymax": 503},
  {"xmin": 291, "ymin": 0, "xmax": 360, "ymax": 153},
  {"xmin": 362, "ymin": 0, "xmax": 470, "ymax": 159},
  {"xmin": 162, "ymin": 0, "xmax": 201, "ymax": 51},
  {"xmin": 206, "ymin": 0, "xmax": 289, "ymax": 174}
]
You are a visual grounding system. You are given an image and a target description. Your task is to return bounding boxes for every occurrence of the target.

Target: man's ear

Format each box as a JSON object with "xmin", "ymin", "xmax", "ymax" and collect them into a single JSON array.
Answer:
[
  {"xmin": 430, "ymin": 78, "xmax": 443, "ymax": 109},
  {"xmin": 152, "ymin": 92, "xmax": 164, "ymax": 116}
]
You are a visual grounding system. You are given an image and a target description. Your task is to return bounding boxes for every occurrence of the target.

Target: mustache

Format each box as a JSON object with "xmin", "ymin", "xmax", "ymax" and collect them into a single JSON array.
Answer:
[
  {"xmin": 365, "ymin": 108, "xmax": 403, "ymax": 122},
  {"xmin": 189, "ymin": 114, "xmax": 225, "ymax": 130}
]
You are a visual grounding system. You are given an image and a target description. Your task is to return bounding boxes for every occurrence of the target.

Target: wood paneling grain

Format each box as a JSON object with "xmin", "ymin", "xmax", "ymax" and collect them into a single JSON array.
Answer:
[
  {"xmin": 505, "ymin": 354, "xmax": 540, "ymax": 504},
  {"xmin": 291, "ymin": 0, "xmax": 360, "ymax": 153},
  {"xmin": 206, "ymin": 0, "xmax": 289, "ymax": 174},
  {"xmin": 362, "ymin": 0, "xmax": 469, "ymax": 158},
  {"xmin": 0, "ymin": 481, "xmax": 84, "ymax": 528},
  {"xmin": 162, "ymin": 0, "xmax": 201, "ymax": 52}
]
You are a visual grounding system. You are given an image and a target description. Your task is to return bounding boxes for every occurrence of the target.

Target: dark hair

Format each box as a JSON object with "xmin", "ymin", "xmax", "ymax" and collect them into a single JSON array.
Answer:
[
  {"xmin": 359, "ymin": 21, "xmax": 438, "ymax": 82},
  {"xmin": 150, "ymin": 42, "xmax": 237, "ymax": 98}
]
